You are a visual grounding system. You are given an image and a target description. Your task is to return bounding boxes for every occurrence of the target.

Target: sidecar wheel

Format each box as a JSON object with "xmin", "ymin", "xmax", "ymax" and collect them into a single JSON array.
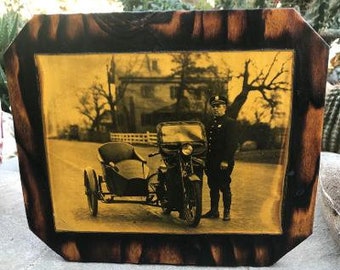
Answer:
[
  {"xmin": 84, "ymin": 168, "xmax": 98, "ymax": 217},
  {"xmin": 183, "ymin": 181, "xmax": 202, "ymax": 227}
]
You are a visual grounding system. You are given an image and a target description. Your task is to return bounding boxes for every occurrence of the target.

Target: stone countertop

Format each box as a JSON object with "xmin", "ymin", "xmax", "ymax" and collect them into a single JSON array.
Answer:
[{"xmin": 0, "ymin": 154, "xmax": 339, "ymax": 269}]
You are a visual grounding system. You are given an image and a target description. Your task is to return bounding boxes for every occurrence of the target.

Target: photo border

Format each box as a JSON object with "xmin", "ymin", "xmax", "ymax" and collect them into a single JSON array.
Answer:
[{"xmin": 4, "ymin": 9, "xmax": 328, "ymax": 266}]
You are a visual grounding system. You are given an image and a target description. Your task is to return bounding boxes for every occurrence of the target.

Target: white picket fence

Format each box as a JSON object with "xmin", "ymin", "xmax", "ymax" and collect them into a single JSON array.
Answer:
[{"xmin": 110, "ymin": 131, "xmax": 157, "ymax": 145}]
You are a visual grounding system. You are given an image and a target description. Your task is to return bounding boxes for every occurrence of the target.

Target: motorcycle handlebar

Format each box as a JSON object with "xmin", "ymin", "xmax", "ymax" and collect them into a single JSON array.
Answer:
[
  {"xmin": 192, "ymin": 157, "xmax": 205, "ymax": 166},
  {"xmin": 148, "ymin": 152, "xmax": 160, "ymax": 157}
]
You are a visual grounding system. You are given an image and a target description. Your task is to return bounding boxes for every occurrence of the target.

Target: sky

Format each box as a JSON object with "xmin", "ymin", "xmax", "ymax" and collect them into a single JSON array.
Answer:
[{"xmin": 35, "ymin": 53, "xmax": 113, "ymax": 133}]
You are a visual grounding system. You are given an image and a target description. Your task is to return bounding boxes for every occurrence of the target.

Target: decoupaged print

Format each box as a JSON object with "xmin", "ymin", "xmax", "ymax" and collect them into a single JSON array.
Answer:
[{"xmin": 35, "ymin": 50, "xmax": 293, "ymax": 234}]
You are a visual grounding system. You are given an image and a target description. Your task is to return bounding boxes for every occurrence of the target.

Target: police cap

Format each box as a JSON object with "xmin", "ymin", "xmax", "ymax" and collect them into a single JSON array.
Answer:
[{"xmin": 209, "ymin": 95, "xmax": 227, "ymax": 106}]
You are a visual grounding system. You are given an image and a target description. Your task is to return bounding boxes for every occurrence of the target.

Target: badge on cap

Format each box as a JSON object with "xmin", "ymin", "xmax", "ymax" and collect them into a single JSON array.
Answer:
[{"xmin": 210, "ymin": 95, "xmax": 227, "ymax": 106}]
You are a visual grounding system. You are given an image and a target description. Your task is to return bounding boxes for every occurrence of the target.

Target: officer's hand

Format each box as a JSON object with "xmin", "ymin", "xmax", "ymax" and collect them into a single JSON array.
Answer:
[{"xmin": 220, "ymin": 161, "xmax": 229, "ymax": 170}]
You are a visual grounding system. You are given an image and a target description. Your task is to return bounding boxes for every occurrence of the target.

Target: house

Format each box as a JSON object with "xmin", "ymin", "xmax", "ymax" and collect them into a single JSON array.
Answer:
[{"xmin": 108, "ymin": 54, "xmax": 224, "ymax": 133}]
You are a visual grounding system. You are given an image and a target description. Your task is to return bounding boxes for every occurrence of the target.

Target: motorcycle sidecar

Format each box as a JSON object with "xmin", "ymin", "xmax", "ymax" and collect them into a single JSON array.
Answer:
[{"xmin": 84, "ymin": 142, "xmax": 152, "ymax": 216}]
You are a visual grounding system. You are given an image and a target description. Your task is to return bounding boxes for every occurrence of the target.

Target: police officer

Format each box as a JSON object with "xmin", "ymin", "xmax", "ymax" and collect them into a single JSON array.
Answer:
[{"xmin": 202, "ymin": 95, "xmax": 238, "ymax": 221}]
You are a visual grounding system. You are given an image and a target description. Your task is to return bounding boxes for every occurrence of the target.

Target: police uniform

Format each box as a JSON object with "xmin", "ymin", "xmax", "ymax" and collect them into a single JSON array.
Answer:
[{"xmin": 203, "ymin": 96, "xmax": 238, "ymax": 221}]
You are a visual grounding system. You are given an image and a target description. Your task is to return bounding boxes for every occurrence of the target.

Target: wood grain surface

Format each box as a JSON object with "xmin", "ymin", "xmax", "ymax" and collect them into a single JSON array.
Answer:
[{"xmin": 4, "ymin": 9, "xmax": 328, "ymax": 266}]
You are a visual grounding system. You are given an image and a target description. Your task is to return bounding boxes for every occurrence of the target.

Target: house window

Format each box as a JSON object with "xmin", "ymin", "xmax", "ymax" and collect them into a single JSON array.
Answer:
[
  {"xmin": 141, "ymin": 85, "xmax": 155, "ymax": 98},
  {"xmin": 151, "ymin": 60, "xmax": 158, "ymax": 71},
  {"xmin": 170, "ymin": 86, "xmax": 180, "ymax": 99}
]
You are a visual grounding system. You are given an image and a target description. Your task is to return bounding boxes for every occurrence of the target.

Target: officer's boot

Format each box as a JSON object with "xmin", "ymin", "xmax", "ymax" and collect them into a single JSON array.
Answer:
[
  {"xmin": 222, "ymin": 190, "xmax": 231, "ymax": 221},
  {"xmin": 202, "ymin": 190, "xmax": 220, "ymax": 218}
]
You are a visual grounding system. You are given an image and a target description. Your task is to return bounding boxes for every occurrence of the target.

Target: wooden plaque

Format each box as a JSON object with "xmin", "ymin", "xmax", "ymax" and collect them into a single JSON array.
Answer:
[{"xmin": 4, "ymin": 9, "xmax": 328, "ymax": 266}]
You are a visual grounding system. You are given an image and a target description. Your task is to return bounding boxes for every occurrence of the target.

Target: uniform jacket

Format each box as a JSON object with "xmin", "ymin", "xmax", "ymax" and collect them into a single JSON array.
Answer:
[{"xmin": 205, "ymin": 114, "xmax": 238, "ymax": 173}]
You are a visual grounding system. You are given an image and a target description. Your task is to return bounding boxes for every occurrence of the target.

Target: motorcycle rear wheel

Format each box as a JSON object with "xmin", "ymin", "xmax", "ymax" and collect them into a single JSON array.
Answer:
[{"xmin": 183, "ymin": 181, "xmax": 202, "ymax": 227}]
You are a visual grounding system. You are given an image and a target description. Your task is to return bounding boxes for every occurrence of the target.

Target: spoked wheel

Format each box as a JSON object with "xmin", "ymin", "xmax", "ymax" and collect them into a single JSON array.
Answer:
[
  {"xmin": 154, "ymin": 171, "xmax": 172, "ymax": 215},
  {"xmin": 183, "ymin": 181, "xmax": 202, "ymax": 227},
  {"xmin": 84, "ymin": 168, "xmax": 98, "ymax": 217}
]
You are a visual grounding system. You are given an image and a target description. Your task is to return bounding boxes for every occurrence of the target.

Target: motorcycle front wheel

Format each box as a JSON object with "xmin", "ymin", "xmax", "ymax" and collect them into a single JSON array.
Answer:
[{"xmin": 183, "ymin": 181, "xmax": 202, "ymax": 227}]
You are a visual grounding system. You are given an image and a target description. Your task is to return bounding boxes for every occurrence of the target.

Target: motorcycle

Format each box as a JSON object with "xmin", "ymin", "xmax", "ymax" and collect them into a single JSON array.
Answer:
[
  {"xmin": 84, "ymin": 120, "xmax": 206, "ymax": 227},
  {"xmin": 149, "ymin": 121, "xmax": 207, "ymax": 227}
]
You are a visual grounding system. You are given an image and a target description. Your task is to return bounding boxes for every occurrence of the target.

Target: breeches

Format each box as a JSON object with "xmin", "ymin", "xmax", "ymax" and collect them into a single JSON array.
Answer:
[
  {"xmin": 206, "ymin": 169, "xmax": 232, "ymax": 212},
  {"xmin": 207, "ymin": 169, "xmax": 231, "ymax": 190}
]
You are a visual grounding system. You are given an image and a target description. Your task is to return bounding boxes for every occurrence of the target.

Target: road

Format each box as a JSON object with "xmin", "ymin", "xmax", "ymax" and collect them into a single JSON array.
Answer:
[{"xmin": 46, "ymin": 139, "xmax": 285, "ymax": 234}]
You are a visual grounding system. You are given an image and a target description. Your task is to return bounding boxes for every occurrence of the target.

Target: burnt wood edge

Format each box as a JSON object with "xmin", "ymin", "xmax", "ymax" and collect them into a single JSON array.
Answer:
[{"xmin": 3, "ymin": 9, "xmax": 328, "ymax": 266}]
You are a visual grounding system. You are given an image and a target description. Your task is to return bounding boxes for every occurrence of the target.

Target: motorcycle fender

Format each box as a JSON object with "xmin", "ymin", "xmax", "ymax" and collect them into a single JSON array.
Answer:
[{"xmin": 188, "ymin": 174, "xmax": 201, "ymax": 182}]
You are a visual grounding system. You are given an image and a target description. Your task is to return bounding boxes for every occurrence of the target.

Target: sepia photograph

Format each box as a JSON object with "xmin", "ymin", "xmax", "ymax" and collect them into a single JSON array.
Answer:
[{"xmin": 35, "ymin": 50, "xmax": 293, "ymax": 234}]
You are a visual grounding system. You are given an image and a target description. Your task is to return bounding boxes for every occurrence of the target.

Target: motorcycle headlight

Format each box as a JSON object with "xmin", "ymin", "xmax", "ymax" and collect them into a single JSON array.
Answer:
[{"xmin": 181, "ymin": 143, "xmax": 193, "ymax": 156}]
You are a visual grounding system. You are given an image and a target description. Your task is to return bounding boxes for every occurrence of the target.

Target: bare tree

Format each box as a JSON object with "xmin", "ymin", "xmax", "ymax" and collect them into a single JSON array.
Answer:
[
  {"xmin": 76, "ymin": 55, "xmax": 145, "ymax": 133},
  {"xmin": 170, "ymin": 52, "xmax": 228, "ymax": 116},
  {"xmin": 76, "ymin": 82, "xmax": 106, "ymax": 131},
  {"xmin": 228, "ymin": 53, "xmax": 291, "ymax": 120},
  {"xmin": 201, "ymin": 61, "xmax": 232, "ymax": 122},
  {"xmin": 105, "ymin": 56, "xmax": 143, "ymax": 131}
]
